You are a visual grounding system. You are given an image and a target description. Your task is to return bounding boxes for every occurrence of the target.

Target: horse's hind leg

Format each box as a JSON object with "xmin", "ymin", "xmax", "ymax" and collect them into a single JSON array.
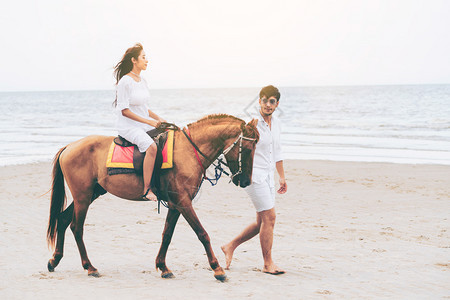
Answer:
[
  {"xmin": 70, "ymin": 195, "xmax": 99, "ymax": 277},
  {"xmin": 156, "ymin": 208, "xmax": 180, "ymax": 278},
  {"xmin": 48, "ymin": 202, "xmax": 74, "ymax": 272}
]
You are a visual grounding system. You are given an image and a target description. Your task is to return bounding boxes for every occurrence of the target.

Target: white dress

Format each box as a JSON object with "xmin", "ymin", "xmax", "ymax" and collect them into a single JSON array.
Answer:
[{"xmin": 115, "ymin": 75, "xmax": 155, "ymax": 152}]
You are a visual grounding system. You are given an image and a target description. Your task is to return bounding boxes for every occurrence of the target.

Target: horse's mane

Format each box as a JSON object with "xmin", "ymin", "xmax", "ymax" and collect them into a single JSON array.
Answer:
[
  {"xmin": 188, "ymin": 114, "xmax": 259, "ymax": 141},
  {"xmin": 188, "ymin": 114, "xmax": 245, "ymax": 127}
]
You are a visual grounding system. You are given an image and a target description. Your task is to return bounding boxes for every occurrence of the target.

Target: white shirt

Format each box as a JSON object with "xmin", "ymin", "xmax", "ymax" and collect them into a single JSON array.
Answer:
[
  {"xmin": 115, "ymin": 75, "xmax": 153, "ymax": 133},
  {"xmin": 252, "ymin": 112, "xmax": 283, "ymax": 185}
]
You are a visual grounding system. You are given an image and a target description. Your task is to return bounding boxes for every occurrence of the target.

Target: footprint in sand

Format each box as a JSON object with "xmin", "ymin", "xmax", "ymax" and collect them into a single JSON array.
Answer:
[
  {"xmin": 435, "ymin": 263, "xmax": 449, "ymax": 269},
  {"xmin": 316, "ymin": 290, "xmax": 332, "ymax": 295},
  {"xmin": 372, "ymin": 248, "xmax": 387, "ymax": 253}
]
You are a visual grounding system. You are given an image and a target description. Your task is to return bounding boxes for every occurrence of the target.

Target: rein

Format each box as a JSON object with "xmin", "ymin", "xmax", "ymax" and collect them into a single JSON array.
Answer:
[
  {"xmin": 183, "ymin": 128, "xmax": 229, "ymax": 186},
  {"xmin": 183, "ymin": 128, "xmax": 209, "ymax": 174}
]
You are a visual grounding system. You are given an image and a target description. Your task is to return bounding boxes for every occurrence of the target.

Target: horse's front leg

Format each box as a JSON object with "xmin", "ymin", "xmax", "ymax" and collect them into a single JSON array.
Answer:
[
  {"xmin": 180, "ymin": 204, "xmax": 227, "ymax": 282},
  {"xmin": 156, "ymin": 207, "xmax": 180, "ymax": 278}
]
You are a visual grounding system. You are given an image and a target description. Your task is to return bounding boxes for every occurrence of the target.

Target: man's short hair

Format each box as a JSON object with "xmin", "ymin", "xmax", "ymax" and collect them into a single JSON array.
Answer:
[{"xmin": 259, "ymin": 85, "xmax": 280, "ymax": 101}]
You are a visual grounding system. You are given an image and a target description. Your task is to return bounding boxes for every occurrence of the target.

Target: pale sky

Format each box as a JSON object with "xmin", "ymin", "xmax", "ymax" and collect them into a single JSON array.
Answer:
[{"xmin": 1, "ymin": 0, "xmax": 449, "ymax": 91}]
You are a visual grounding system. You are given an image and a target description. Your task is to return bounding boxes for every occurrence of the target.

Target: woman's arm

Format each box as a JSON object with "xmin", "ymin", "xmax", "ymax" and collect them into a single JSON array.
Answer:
[
  {"xmin": 148, "ymin": 109, "xmax": 166, "ymax": 122},
  {"xmin": 121, "ymin": 109, "xmax": 160, "ymax": 127}
]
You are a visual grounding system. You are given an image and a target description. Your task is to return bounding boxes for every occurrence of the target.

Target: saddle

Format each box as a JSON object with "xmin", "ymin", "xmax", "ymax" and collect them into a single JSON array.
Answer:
[
  {"xmin": 106, "ymin": 123, "xmax": 178, "ymax": 208},
  {"xmin": 106, "ymin": 123, "xmax": 178, "ymax": 176}
]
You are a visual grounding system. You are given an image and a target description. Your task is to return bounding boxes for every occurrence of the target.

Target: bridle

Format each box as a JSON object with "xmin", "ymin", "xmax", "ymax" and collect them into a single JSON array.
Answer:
[
  {"xmin": 182, "ymin": 127, "xmax": 257, "ymax": 185},
  {"xmin": 222, "ymin": 133, "xmax": 258, "ymax": 182}
]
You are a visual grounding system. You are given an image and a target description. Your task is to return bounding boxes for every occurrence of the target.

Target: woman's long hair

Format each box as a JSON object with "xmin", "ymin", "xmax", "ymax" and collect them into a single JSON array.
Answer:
[{"xmin": 113, "ymin": 43, "xmax": 143, "ymax": 106}]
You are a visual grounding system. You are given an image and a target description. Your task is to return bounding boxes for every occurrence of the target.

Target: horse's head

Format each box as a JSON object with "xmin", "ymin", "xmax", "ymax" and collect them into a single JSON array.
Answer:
[{"xmin": 223, "ymin": 119, "xmax": 259, "ymax": 188}]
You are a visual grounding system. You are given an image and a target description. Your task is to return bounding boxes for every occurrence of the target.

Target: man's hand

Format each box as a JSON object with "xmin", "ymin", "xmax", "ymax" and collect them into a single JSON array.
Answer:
[{"xmin": 277, "ymin": 178, "xmax": 287, "ymax": 194}]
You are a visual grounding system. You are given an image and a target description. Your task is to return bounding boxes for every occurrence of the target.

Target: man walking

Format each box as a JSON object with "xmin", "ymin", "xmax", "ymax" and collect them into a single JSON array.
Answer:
[{"xmin": 222, "ymin": 85, "xmax": 287, "ymax": 275}]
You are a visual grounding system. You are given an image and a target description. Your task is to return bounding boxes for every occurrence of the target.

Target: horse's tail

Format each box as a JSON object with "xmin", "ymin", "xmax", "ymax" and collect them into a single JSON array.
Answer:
[{"xmin": 47, "ymin": 146, "xmax": 67, "ymax": 250}]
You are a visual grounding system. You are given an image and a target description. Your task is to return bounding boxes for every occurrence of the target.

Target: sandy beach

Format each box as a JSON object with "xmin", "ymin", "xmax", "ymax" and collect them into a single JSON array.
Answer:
[{"xmin": 0, "ymin": 159, "xmax": 449, "ymax": 299}]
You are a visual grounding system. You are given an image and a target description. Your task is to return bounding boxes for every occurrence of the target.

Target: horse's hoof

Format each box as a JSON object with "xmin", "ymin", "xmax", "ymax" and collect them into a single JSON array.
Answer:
[
  {"xmin": 161, "ymin": 272, "xmax": 175, "ymax": 279},
  {"xmin": 88, "ymin": 270, "xmax": 101, "ymax": 277},
  {"xmin": 214, "ymin": 274, "xmax": 227, "ymax": 282},
  {"xmin": 47, "ymin": 260, "xmax": 55, "ymax": 272}
]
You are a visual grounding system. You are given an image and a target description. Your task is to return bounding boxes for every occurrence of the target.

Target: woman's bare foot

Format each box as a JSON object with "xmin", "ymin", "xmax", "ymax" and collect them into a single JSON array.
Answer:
[
  {"xmin": 221, "ymin": 244, "xmax": 234, "ymax": 270},
  {"xmin": 142, "ymin": 188, "xmax": 157, "ymax": 201},
  {"xmin": 262, "ymin": 264, "xmax": 285, "ymax": 275}
]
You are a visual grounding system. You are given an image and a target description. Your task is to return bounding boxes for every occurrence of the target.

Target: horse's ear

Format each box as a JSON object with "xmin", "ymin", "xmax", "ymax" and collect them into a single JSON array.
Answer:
[
  {"xmin": 245, "ymin": 119, "xmax": 259, "ymax": 141},
  {"xmin": 248, "ymin": 118, "xmax": 258, "ymax": 128}
]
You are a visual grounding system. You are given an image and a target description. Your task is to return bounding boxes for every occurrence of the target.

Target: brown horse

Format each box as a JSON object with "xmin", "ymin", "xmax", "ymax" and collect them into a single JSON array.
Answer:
[{"xmin": 46, "ymin": 114, "xmax": 259, "ymax": 281}]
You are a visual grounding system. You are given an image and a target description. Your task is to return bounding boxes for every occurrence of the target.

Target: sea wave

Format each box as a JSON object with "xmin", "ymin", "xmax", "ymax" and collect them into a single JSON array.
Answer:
[{"xmin": 1, "ymin": 85, "xmax": 449, "ymax": 166}]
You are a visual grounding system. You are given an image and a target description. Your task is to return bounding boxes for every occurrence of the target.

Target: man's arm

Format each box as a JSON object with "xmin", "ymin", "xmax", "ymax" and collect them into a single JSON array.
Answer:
[{"xmin": 276, "ymin": 160, "xmax": 287, "ymax": 194}]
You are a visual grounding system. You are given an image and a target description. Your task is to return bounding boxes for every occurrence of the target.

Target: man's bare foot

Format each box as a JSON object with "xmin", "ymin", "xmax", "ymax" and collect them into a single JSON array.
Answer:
[
  {"xmin": 262, "ymin": 264, "xmax": 285, "ymax": 275},
  {"xmin": 221, "ymin": 244, "xmax": 234, "ymax": 270}
]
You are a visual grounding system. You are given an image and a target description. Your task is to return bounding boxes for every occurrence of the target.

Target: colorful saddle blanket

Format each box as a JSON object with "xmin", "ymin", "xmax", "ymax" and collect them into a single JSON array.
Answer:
[{"xmin": 106, "ymin": 129, "xmax": 174, "ymax": 176}]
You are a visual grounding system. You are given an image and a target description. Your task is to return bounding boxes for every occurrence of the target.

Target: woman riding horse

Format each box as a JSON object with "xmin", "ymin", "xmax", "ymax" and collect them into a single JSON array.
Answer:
[{"xmin": 113, "ymin": 43, "xmax": 166, "ymax": 202}]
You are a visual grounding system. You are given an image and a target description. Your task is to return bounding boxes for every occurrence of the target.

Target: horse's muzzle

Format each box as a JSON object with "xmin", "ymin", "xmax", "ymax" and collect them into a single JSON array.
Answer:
[{"xmin": 233, "ymin": 175, "xmax": 251, "ymax": 188}]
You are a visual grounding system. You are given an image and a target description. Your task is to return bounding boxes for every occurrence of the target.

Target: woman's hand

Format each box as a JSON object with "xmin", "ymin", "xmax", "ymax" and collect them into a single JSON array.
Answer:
[{"xmin": 148, "ymin": 120, "xmax": 161, "ymax": 128}]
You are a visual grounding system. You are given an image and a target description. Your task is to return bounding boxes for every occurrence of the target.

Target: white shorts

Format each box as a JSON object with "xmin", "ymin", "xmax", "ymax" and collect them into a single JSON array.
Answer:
[
  {"xmin": 245, "ymin": 175, "xmax": 275, "ymax": 212},
  {"xmin": 118, "ymin": 127, "xmax": 154, "ymax": 153}
]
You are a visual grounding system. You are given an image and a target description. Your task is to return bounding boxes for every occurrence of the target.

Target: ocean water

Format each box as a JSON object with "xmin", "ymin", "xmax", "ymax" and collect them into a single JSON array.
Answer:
[{"xmin": 1, "ymin": 85, "xmax": 449, "ymax": 166}]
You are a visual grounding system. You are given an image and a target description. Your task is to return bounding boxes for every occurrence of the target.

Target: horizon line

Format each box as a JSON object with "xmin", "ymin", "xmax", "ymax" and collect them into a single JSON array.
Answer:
[{"xmin": 1, "ymin": 82, "xmax": 449, "ymax": 93}]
